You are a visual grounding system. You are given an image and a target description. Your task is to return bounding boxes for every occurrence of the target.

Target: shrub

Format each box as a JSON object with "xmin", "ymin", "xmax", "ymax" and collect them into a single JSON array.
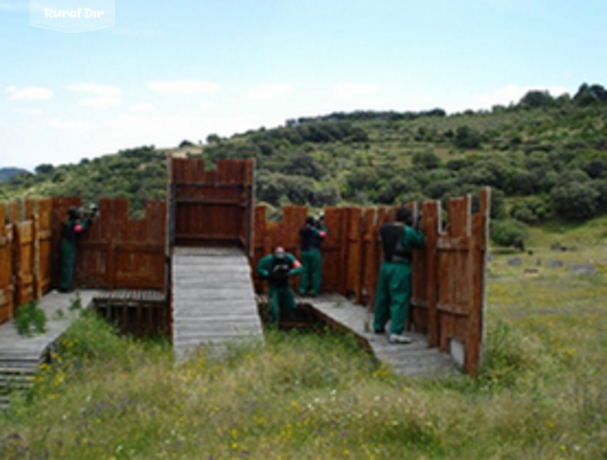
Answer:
[
  {"xmin": 550, "ymin": 182, "xmax": 600, "ymax": 221},
  {"xmin": 490, "ymin": 219, "xmax": 526, "ymax": 250},
  {"xmin": 14, "ymin": 301, "xmax": 47, "ymax": 337},
  {"xmin": 454, "ymin": 125, "xmax": 482, "ymax": 149},
  {"xmin": 509, "ymin": 197, "xmax": 552, "ymax": 224},
  {"xmin": 412, "ymin": 150, "xmax": 441, "ymax": 170}
]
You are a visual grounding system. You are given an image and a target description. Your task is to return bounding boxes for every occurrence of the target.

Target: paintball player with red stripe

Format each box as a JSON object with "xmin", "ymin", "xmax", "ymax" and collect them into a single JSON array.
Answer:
[
  {"xmin": 257, "ymin": 246, "xmax": 304, "ymax": 323},
  {"xmin": 58, "ymin": 204, "xmax": 97, "ymax": 293}
]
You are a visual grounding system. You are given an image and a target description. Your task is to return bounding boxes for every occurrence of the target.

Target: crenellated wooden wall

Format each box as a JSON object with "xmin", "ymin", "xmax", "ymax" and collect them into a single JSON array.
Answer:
[{"xmin": 1, "ymin": 162, "xmax": 489, "ymax": 375}]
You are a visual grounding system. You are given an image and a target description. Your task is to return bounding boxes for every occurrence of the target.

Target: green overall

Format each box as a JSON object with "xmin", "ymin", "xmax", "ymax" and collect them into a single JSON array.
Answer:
[
  {"xmin": 59, "ymin": 217, "xmax": 90, "ymax": 293},
  {"xmin": 299, "ymin": 225, "xmax": 327, "ymax": 296},
  {"xmin": 257, "ymin": 253, "xmax": 304, "ymax": 323},
  {"xmin": 373, "ymin": 225, "xmax": 424, "ymax": 335}
]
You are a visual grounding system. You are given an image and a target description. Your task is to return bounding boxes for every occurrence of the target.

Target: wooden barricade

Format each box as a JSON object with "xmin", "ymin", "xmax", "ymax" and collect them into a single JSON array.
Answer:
[
  {"xmin": 75, "ymin": 199, "xmax": 167, "ymax": 290},
  {"xmin": 0, "ymin": 203, "xmax": 15, "ymax": 323},
  {"xmin": 169, "ymin": 158, "xmax": 255, "ymax": 254},
  {"xmin": 0, "ymin": 199, "xmax": 59, "ymax": 321}
]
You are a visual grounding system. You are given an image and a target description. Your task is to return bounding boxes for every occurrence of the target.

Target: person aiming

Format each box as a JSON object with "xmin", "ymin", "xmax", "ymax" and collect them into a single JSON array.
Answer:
[
  {"xmin": 298, "ymin": 216, "xmax": 327, "ymax": 297},
  {"xmin": 58, "ymin": 205, "xmax": 97, "ymax": 293},
  {"xmin": 373, "ymin": 207, "xmax": 424, "ymax": 344},
  {"xmin": 257, "ymin": 246, "xmax": 304, "ymax": 323}
]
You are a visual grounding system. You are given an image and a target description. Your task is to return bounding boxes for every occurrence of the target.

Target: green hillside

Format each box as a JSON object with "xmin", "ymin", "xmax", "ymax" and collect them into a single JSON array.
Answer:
[{"xmin": 2, "ymin": 83, "xmax": 607, "ymax": 245}]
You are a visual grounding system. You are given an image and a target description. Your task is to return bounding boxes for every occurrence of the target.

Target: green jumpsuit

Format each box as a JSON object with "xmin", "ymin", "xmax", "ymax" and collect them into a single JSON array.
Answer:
[
  {"xmin": 373, "ymin": 225, "xmax": 425, "ymax": 335},
  {"xmin": 257, "ymin": 253, "xmax": 304, "ymax": 323},
  {"xmin": 299, "ymin": 225, "xmax": 327, "ymax": 296},
  {"xmin": 59, "ymin": 217, "xmax": 90, "ymax": 293}
]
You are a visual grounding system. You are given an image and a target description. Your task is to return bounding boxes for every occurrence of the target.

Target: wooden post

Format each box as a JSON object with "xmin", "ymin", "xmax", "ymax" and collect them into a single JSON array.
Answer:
[{"xmin": 423, "ymin": 200, "xmax": 440, "ymax": 347}]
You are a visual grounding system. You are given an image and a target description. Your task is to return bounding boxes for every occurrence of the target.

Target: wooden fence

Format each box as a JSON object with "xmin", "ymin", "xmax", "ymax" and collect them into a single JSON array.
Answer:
[
  {"xmin": 1, "ymin": 185, "xmax": 489, "ymax": 374},
  {"xmin": 252, "ymin": 189, "xmax": 490, "ymax": 375},
  {"xmin": 0, "ymin": 197, "xmax": 167, "ymax": 324},
  {"xmin": 0, "ymin": 199, "xmax": 55, "ymax": 322}
]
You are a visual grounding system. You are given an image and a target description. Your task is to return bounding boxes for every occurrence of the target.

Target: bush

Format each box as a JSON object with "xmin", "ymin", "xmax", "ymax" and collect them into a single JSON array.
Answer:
[
  {"xmin": 14, "ymin": 301, "xmax": 47, "ymax": 337},
  {"xmin": 454, "ymin": 126, "xmax": 482, "ymax": 149},
  {"xmin": 280, "ymin": 151, "xmax": 326, "ymax": 180},
  {"xmin": 490, "ymin": 219, "xmax": 526, "ymax": 250},
  {"xmin": 412, "ymin": 150, "xmax": 441, "ymax": 170},
  {"xmin": 550, "ymin": 182, "xmax": 600, "ymax": 221},
  {"xmin": 509, "ymin": 197, "xmax": 552, "ymax": 224}
]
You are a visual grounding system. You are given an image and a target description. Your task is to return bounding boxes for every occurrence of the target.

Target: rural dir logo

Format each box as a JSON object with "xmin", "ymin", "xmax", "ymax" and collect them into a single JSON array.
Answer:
[{"xmin": 30, "ymin": 0, "xmax": 115, "ymax": 33}]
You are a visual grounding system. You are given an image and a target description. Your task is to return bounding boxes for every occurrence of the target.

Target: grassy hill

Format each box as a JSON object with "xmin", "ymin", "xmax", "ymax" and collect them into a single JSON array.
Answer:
[{"xmin": 2, "ymin": 83, "xmax": 607, "ymax": 246}]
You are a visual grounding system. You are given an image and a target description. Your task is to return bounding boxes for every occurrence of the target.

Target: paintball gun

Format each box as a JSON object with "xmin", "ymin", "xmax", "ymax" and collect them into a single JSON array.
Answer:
[
  {"xmin": 79, "ymin": 203, "xmax": 99, "ymax": 220},
  {"xmin": 270, "ymin": 256, "xmax": 292, "ymax": 283}
]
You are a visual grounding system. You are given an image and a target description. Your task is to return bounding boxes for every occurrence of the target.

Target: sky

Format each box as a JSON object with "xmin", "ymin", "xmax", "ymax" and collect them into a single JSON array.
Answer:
[{"xmin": 1, "ymin": 0, "xmax": 606, "ymax": 170}]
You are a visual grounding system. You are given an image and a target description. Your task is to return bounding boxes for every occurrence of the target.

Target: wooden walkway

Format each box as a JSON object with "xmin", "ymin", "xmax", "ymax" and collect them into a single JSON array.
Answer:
[
  {"xmin": 0, "ymin": 290, "xmax": 99, "ymax": 410},
  {"xmin": 298, "ymin": 294, "xmax": 459, "ymax": 377},
  {"xmin": 171, "ymin": 247, "xmax": 264, "ymax": 359}
]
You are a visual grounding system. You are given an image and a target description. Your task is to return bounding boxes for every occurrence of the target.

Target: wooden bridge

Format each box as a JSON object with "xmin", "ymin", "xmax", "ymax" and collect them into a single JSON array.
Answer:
[{"xmin": 0, "ymin": 157, "xmax": 490, "ymax": 408}]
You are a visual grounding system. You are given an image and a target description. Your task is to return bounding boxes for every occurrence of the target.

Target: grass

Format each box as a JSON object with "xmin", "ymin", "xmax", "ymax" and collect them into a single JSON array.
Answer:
[{"xmin": 1, "ymin": 228, "xmax": 606, "ymax": 458}]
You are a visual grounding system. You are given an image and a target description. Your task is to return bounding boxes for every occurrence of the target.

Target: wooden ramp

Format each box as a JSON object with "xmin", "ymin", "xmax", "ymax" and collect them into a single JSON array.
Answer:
[
  {"xmin": 172, "ymin": 247, "xmax": 264, "ymax": 359},
  {"xmin": 0, "ymin": 290, "xmax": 99, "ymax": 410},
  {"xmin": 303, "ymin": 294, "xmax": 459, "ymax": 377}
]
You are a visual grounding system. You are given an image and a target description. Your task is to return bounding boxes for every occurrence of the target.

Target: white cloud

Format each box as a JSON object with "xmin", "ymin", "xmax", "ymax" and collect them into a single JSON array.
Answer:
[
  {"xmin": 48, "ymin": 118, "xmax": 94, "ymax": 131},
  {"xmin": 247, "ymin": 83, "xmax": 293, "ymax": 99},
  {"xmin": 471, "ymin": 84, "xmax": 570, "ymax": 109},
  {"xmin": 7, "ymin": 86, "xmax": 53, "ymax": 101},
  {"xmin": 68, "ymin": 83, "xmax": 122, "ymax": 109},
  {"xmin": 13, "ymin": 108, "xmax": 43, "ymax": 115},
  {"xmin": 147, "ymin": 80, "xmax": 221, "ymax": 95},
  {"xmin": 334, "ymin": 83, "xmax": 380, "ymax": 99},
  {"xmin": 129, "ymin": 103, "xmax": 156, "ymax": 113}
]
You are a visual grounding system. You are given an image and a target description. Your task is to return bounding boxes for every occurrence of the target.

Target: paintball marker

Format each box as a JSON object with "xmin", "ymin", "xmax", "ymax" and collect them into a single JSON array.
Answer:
[
  {"xmin": 79, "ymin": 203, "xmax": 99, "ymax": 220},
  {"xmin": 270, "ymin": 254, "xmax": 292, "ymax": 284},
  {"xmin": 414, "ymin": 213, "xmax": 423, "ymax": 231}
]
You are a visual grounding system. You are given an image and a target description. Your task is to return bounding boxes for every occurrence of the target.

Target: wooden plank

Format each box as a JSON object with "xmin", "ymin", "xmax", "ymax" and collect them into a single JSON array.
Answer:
[{"xmin": 171, "ymin": 250, "xmax": 263, "ymax": 359}]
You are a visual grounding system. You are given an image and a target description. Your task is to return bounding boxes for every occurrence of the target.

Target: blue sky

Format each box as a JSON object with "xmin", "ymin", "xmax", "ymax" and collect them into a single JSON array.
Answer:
[{"xmin": 1, "ymin": 0, "xmax": 606, "ymax": 169}]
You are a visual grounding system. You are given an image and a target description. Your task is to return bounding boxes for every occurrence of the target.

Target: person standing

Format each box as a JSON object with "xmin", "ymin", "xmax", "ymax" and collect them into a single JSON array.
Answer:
[
  {"xmin": 373, "ymin": 207, "xmax": 424, "ymax": 344},
  {"xmin": 58, "ymin": 206, "xmax": 95, "ymax": 293},
  {"xmin": 298, "ymin": 216, "xmax": 327, "ymax": 297},
  {"xmin": 257, "ymin": 246, "xmax": 304, "ymax": 323}
]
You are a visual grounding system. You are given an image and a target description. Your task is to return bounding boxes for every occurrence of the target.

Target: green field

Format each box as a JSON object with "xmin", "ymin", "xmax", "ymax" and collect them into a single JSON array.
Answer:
[{"xmin": 1, "ymin": 223, "xmax": 606, "ymax": 459}]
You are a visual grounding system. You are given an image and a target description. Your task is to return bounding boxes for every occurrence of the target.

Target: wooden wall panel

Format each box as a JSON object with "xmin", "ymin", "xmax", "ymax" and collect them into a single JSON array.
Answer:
[
  {"xmin": 0, "ymin": 203, "xmax": 14, "ymax": 322},
  {"xmin": 170, "ymin": 158, "xmax": 255, "ymax": 250},
  {"xmin": 36, "ymin": 199, "xmax": 54, "ymax": 296}
]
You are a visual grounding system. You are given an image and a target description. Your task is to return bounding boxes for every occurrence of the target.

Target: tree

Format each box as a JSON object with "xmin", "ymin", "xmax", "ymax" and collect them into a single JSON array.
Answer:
[
  {"xmin": 551, "ymin": 182, "xmax": 600, "ymax": 220},
  {"xmin": 179, "ymin": 140, "xmax": 196, "ymax": 148},
  {"xmin": 412, "ymin": 150, "xmax": 441, "ymax": 170},
  {"xmin": 280, "ymin": 151, "xmax": 325, "ymax": 180},
  {"xmin": 206, "ymin": 134, "xmax": 222, "ymax": 144},
  {"xmin": 510, "ymin": 197, "xmax": 552, "ymax": 224},
  {"xmin": 573, "ymin": 83, "xmax": 607, "ymax": 106},
  {"xmin": 454, "ymin": 126, "xmax": 482, "ymax": 149},
  {"xmin": 491, "ymin": 220, "xmax": 527, "ymax": 250},
  {"xmin": 518, "ymin": 90, "xmax": 555, "ymax": 108},
  {"xmin": 35, "ymin": 163, "xmax": 54, "ymax": 175}
]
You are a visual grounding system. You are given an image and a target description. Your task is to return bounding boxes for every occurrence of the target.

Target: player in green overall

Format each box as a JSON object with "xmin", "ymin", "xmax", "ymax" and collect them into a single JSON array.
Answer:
[
  {"xmin": 298, "ymin": 216, "xmax": 327, "ymax": 297},
  {"xmin": 373, "ymin": 207, "xmax": 424, "ymax": 344},
  {"xmin": 58, "ymin": 206, "xmax": 95, "ymax": 293},
  {"xmin": 257, "ymin": 246, "xmax": 304, "ymax": 323}
]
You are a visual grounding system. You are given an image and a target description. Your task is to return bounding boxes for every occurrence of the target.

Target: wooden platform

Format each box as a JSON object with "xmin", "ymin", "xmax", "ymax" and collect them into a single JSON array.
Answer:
[
  {"xmin": 294, "ymin": 294, "xmax": 459, "ymax": 377},
  {"xmin": 0, "ymin": 290, "xmax": 99, "ymax": 410},
  {"xmin": 171, "ymin": 247, "xmax": 264, "ymax": 359}
]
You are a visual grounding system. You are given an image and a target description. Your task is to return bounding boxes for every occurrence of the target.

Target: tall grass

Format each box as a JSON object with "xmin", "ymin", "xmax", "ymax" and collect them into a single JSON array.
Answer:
[{"xmin": 1, "ymin": 237, "xmax": 606, "ymax": 458}]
